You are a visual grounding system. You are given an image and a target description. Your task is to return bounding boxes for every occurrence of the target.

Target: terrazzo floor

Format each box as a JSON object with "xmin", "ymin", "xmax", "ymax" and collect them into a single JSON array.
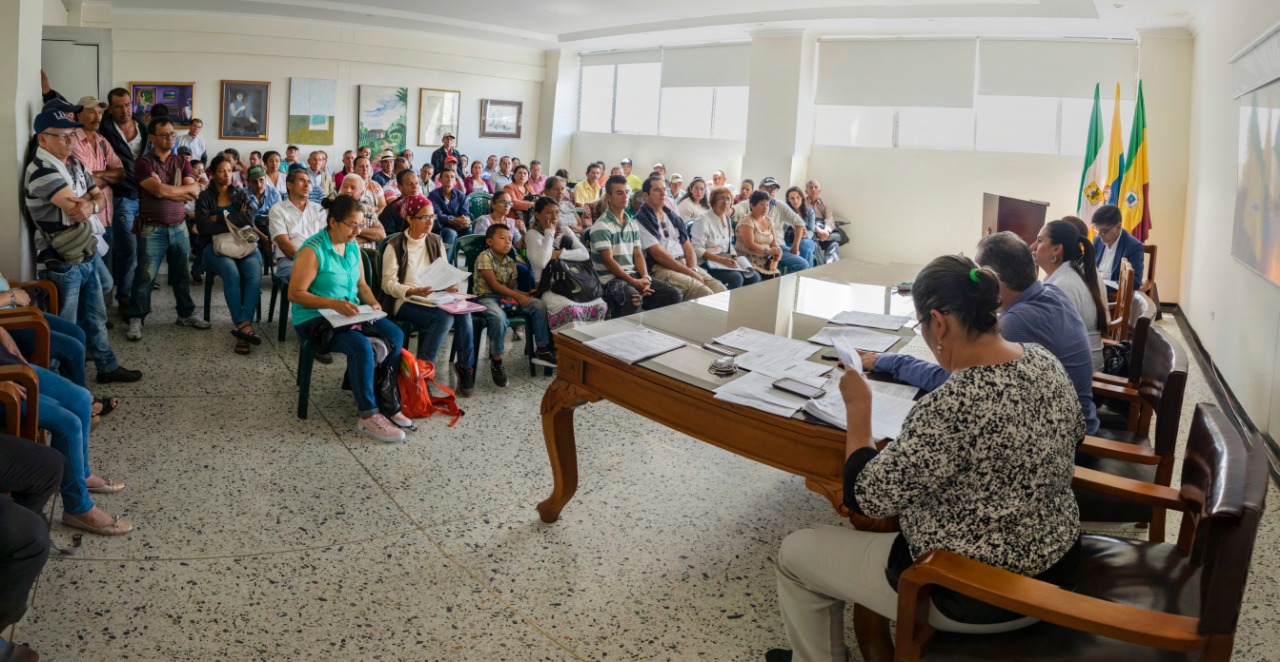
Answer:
[{"xmin": 9, "ymin": 284, "xmax": 1280, "ymax": 660}]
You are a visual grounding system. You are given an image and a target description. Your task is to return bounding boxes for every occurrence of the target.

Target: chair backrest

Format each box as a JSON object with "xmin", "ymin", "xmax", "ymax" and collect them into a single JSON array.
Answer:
[
  {"xmin": 1141, "ymin": 244, "xmax": 1157, "ymax": 289},
  {"xmin": 456, "ymin": 234, "xmax": 489, "ymax": 294},
  {"xmin": 370, "ymin": 232, "xmax": 401, "ymax": 306},
  {"xmin": 467, "ymin": 192, "xmax": 492, "ymax": 218},
  {"xmin": 1135, "ymin": 327, "xmax": 1188, "ymax": 458},
  {"xmin": 1107, "ymin": 259, "xmax": 1136, "ymax": 341},
  {"xmin": 1125, "ymin": 292, "xmax": 1157, "ymax": 384}
]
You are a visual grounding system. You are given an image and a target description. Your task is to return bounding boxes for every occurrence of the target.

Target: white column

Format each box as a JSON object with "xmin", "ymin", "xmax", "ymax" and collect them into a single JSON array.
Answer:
[
  {"xmin": 742, "ymin": 31, "xmax": 818, "ymax": 187},
  {"xmin": 0, "ymin": 0, "xmax": 44, "ymax": 277},
  {"xmin": 535, "ymin": 48, "xmax": 579, "ymax": 172}
]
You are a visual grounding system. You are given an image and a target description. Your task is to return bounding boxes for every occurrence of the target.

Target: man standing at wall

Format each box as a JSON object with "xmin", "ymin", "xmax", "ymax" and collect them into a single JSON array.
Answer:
[
  {"xmin": 174, "ymin": 118, "xmax": 206, "ymax": 163},
  {"xmin": 125, "ymin": 118, "xmax": 209, "ymax": 341},
  {"xmin": 101, "ymin": 88, "xmax": 150, "ymax": 317},
  {"xmin": 430, "ymin": 134, "xmax": 459, "ymax": 173},
  {"xmin": 70, "ymin": 96, "xmax": 124, "ymax": 300}
]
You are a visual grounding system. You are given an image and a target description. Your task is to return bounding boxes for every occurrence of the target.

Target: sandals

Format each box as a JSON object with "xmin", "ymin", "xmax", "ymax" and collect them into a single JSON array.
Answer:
[
  {"xmin": 86, "ymin": 476, "xmax": 125, "ymax": 494},
  {"xmin": 61, "ymin": 511, "xmax": 134, "ymax": 536},
  {"xmin": 231, "ymin": 323, "xmax": 262, "ymax": 346},
  {"xmin": 234, "ymin": 339, "xmax": 251, "ymax": 355},
  {"xmin": 92, "ymin": 396, "xmax": 119, "ymax": 417}
]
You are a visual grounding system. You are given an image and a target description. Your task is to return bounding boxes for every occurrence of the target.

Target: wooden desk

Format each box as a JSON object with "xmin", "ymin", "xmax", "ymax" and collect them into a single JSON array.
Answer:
[{"xmin": 537, "ymin": 261, "xmax": 923, "ymax": 523}]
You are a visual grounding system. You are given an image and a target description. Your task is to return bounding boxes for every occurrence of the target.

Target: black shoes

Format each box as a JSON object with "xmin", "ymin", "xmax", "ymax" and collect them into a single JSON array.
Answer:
[
  {"xmin": 489, "ymin": 359, "xmax": 508, "ymax": 388},
  {"xmin": 453, "ymin": 362, "xmax": 475, "ymax": 397},
  {"xmin": 97, "ymin": 366, "xmax": 142, "ymax": 383},
  {"xmin": 315, "ymin": 352, "xmax": 334, "ymax": 364},
  {"xmin": 531, "ymin": 347, "xmax": 557, "ymax": 368},
  {"xmin": 764, "ymin": 650, "xmax": 792, "ymax": 662}
]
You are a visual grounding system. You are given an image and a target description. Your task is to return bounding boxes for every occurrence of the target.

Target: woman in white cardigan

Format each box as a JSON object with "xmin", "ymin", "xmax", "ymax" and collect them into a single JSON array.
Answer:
[
  {"xmin": 1031, "ymin": 219, "xmax": 1109, "ymax": 371},
  {"xmin": 525, "ymin": 196, "xmax": 608, "ymax": 329}
]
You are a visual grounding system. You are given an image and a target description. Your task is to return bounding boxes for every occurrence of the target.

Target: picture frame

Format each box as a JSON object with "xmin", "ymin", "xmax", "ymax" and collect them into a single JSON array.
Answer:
[
  {"xmin": 358, "ymin": 85, "xmax": 408, "ymax": 153},
  {"xmin": 479, "ymin": 99, "xmax": 522, "ymax": 139},
  {"xmin": 288, "ymin": 78, "xmax": 336, "ymax": 145},
  {"xmin": 219, "ymin": 80, "xmax": 270, "ymax": 141},
  {"xmin": 128, "ymin": 82, "xmax": 195, "ymax": 129},
  {"xmin": 418, "ymin": 88, "xmax": 461, "ymax": 147}
]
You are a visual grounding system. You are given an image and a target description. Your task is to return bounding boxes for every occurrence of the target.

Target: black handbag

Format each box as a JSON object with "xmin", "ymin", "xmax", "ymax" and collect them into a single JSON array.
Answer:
[
  {"xmin": 374, "ymin": 363, "xmax": 402, "ymax": 418},
  {"xmin": 535, "ymin": 258, "xmax": 603, "ymax": 303}
]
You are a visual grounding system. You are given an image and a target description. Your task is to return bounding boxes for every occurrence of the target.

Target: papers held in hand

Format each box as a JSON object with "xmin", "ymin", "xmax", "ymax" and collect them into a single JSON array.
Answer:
[
  {"xmin": 585, "ymin": 329, "xmax": 687, "ymax": 364},
  {"xmin": 320, "ymin": 304, "xmax": 387, "ymax": 327},
  {"xmin": 414, "ymin": 259, "xmax": 472, "ymax": 292}
]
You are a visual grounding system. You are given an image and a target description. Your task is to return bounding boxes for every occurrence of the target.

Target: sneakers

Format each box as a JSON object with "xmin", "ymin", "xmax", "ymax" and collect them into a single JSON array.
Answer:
[
  {"xmin": 97, "ymin": 366, "xmax": 143, "ymax": 384},
  {"xmin": 453, "ymin": 362, "xmax": 475, "ymax": 397},
  {"xmin": 489, "ymin": 359, "xmax": 509, "ymax": 387},
  {"xmin": 357, "ymin": 414, "xmax": 406, "ymax": 443},
  {"xmin": 389, "ymin": 411, "xmax": 417, "ymax": 431},
  {"xmin": 126, "ymin": 318, "xmax": 143, "ymax": 341},
  {"xmin": 175, "ymin": 316, "xmax": 211, "ymax": 330},
  {"xmin": 531, "ymin": 347, "xmax": 558, "ymax": 368}
]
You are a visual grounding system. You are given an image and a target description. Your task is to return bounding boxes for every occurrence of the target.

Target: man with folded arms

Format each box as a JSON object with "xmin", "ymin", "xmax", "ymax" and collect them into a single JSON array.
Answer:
[
  {"xmin": 70, "ymin": 96, "xmax": 124, "ymax": 299},
  {"xmin": 589, "ymin": 175, "xmax": 682, "ymax": 317},
  {"xmin": 634, "ymin": 176, "xmax": 725, "ymax": 301}
]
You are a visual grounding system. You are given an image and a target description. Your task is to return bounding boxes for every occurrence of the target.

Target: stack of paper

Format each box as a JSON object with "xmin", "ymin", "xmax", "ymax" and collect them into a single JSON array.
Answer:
[
  {"xmin": 897, "ymin": 335, "xmax": 940, "ymax": 365},
  {"xmin": 414, "ymin": 259, "xmax": 472, "ymax": 291},
  {"xmin": 584, "ymin": 328, "xmax": 686, "ymax": 364},
  {"xmin": 830, "ymin": 311, "xmax": 912, "ymax": 330},
  {"xmin": 712, "ymin": 327, "xmax": 829, "ymax": 381},
  {"xmin": 801, "ymin": 376, "xmax": 919, "ymax": 440},
  {"xmin": 411, "ymin": 291, "xmax": 474, "ymax": 306},
  {"xmin": 713, "ymin": 372, "xmax": 813, "ymax": 418},
  {"xmin": 320, "ymin": 304, "xmax": 387, "ymax": 327},
  {"xmin": 808, "ymin": 326, "xmax": 899, "ymax": 352},
  {"xmin": 713, "ymin": 327, "xmax": 812, "ymax": 355}
]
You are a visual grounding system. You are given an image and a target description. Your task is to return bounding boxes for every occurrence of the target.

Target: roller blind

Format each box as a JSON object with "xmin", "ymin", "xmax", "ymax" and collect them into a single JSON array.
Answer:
[
  {"xmin": 815, "ymin": 39, "xmax": 977, "ymax": 108},
  {"xmin": 580, "ymin": 49, "xmax": 662, "ymax": 67},
  {"xmin": 1230, "ymin": 23, "xmax": 1280, "ymax": 98},
  {"xmin": 661, "ymin": 44, "xmax": 751, "ymax": 87},
  {"xmin": 978, "ymin": 39, "xmax": 1138, "ymax": 98}
]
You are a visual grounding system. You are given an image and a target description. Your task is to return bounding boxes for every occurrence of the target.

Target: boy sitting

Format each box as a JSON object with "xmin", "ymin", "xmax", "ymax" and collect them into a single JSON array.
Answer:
[{"xmin": 474, "ymin": 224, "xmax": 556, "ymax": 387}]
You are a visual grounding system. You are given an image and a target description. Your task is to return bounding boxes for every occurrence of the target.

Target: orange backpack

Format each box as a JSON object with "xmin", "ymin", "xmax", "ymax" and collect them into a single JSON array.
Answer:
[{"xmin": 396, "ymin": 350, "xmax": 464, "ymax": 426}]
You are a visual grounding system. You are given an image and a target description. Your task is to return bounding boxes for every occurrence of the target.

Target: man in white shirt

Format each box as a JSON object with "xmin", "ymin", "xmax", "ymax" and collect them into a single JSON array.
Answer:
[
  {"xmin": 268, "ymin": 169, "xmax": 326, "ymax": 282},
  {"xmin": 634, "ymin": 177, "xmax": 725, "ymax": 301},
  {"xmin": 490, "ymin": 156, "xmax": 514, "ymax": 191},
  {"xmin": 174, "ymin": 118, "xmax": 206, "ymax": 163}
]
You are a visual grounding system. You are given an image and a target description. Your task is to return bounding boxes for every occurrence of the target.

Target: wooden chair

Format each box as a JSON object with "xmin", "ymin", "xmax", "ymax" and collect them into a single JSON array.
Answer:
[
  {"xmin": 7, "ymin": 279, "xmax": 59, "ymax": 316},
  {"xmin": 1104, "ymin": 258, "xmax": 1135, "ymax": 342},
  {"xmin": 0, "ymin": 310, "xmax": 49, "ymax": 441},
  {"xmin": 1075, "ymin": 327, "xmax": 1188, "ymax": 541},
  {"xmin": 890, "ymin": 403, "xmax": 1265, "ymax": 661},
  {"xmin": 1093, "ymin": 291, "xmax": 1157, "ymax": 431},
  {"xmin": 1141, "ymin": 244, "xmax": 1161, "ymax": 319}
]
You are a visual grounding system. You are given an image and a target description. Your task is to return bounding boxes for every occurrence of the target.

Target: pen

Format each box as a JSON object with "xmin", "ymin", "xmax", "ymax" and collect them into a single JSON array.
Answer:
[{"xmin": 701, "ymin": 343, "xmax": 738, "ymax": 357}]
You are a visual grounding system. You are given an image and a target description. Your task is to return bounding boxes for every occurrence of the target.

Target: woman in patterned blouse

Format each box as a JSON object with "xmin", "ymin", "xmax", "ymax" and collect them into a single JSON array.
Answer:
[{"xmin": 769, "ymin": 254, "xmax": 1083, "ymax": 662}]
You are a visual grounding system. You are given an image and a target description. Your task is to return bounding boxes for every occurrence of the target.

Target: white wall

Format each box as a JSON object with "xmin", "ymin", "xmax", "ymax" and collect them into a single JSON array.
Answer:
[
  {"xmin": 1182, "ymin": 1, "xmax": 1280, "ymax": 441},
  {"xmin": 1137, "ymin": 36, "xmax": 1193, "ymax": 303},
  {"xmin": 570, "ymin": 131, "xmax": 745, "ymax": 184},
  {"xmin": 42, "ymin": 0, "xmax": 66, "ymax": 26},
  {"xmin": 80, "ymin": 10, "xmax": 545, "ymax": 171}
]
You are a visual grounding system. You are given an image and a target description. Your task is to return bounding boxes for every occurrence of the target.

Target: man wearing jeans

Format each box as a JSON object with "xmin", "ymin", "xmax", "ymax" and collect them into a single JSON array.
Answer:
[
  {"xmin": 23, "ymin": 105, "xmax": 142, "ymax": 384},
  {"xmin": 125, "ymin": 117, "xmax": 209, "ymax": 341},
  {"xmin": 101, "ymin": 87, "xmax": 150, "ymax": 316}
]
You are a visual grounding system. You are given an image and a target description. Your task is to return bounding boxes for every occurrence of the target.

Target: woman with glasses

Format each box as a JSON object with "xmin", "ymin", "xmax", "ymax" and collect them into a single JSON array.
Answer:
[
  {"xmin": 693, "ymin": 186, "xmax": 761, "ymax": 290},
  {"xmin": 289, "ymin": 195, "xmax": 411, "ymax": 442},
  {"xmin": 472, "ymin": 189, "xmax": 525, "ymax": 249},
  {"xmin": 380, "ymin": 194, "xmax": 477, "ymax": 396}
]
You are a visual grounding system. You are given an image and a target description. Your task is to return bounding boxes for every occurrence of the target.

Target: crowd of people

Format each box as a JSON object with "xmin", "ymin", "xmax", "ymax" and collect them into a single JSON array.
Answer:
[{"xmin": 0, "ymin": 74, "xmax": 1156, "ymax": 661}]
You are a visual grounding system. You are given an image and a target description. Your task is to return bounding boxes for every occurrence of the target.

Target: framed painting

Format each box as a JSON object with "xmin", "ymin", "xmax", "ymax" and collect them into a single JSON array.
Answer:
[
  {"xmin": 128, "ymin": 82, "xmax": 195, "ymax": 129},
  {"xmin": 288, "ymin": 78, "xmax": 336, "ymax": 145},
  {"xmin": 418, "ymin": 88, "xmax": 460, "ymax": 147},
  {"xmin": 479, "ymin": 99, "xmax": 522, "ymax": 139},
  {"xmin": 219, "ymin": 80, "xmax": 270, "ymax": 140},
  {"xmin": 358, "ymin": 85, "xmax": 408, "ymax": 153}
]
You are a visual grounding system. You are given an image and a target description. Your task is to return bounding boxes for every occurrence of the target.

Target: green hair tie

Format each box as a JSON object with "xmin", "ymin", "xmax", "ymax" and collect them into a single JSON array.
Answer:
[{"xmin": 969, "ymin": 268, "xmax": 980, "ymax": 283}]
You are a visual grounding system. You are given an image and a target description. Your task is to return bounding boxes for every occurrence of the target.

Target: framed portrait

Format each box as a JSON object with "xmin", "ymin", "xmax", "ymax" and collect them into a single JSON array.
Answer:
[
  {"xmin": 479, "ymin": 99, "xmax": 522, "ymax": 139},
  {"xmin": 128, "ymin": 82, "xmax": 195, "ymax": 129},
  {"xmin": 418, "ymin": 88, "xmax": 460, "ymax": 147},
  {"xmin": 220, "ymin": 80, "xmax": 270, "ymax": 141}
]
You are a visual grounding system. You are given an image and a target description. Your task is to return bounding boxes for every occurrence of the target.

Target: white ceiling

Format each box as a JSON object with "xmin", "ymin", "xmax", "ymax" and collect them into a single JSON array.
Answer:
[{"xmin": 82, "ymin": 0, "xmax": 1217, "ymax": 51}]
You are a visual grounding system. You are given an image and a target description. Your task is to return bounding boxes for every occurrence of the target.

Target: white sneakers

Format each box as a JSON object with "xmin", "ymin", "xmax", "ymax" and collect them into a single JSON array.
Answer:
[
  {"xmin": 126, "ymin": 318, "xmax": 143, "ymax": 341},
  {"xmin": 175, "ymin": 316, "xmax": 212, "ymax": 330},
  {"xmin": 357, "ymin": 414, "xmax": 407, "ymax": 443},
  {"xmin": 126, "ymin": 316, "xmax": 211, "ymax": 341}
]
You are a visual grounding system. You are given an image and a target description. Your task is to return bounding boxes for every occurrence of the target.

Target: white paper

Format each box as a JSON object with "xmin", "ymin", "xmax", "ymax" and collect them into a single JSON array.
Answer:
[
  {"xmin": 830, "ymin": 311, "xmax": 912, "ymax": 330},
  {"xmin": 414, "ymin": 259, "xmax": 472, "ymax": 292},
  {"xmin": 319, "ymin": 304, "xmax": 387, "ymax": 327},
  {"xmin": 808, "ymin": 326, "xmax": 899, "ymax": 352},
  {"xmin": 832, "ymin": 338, "xmax": 860, "ymax": 373},
  {"xmin": 713, "ymin": 371, "xmax": 809, "ymax": 418},
  {"xmin": 801, "ymin": 377, "xmax": 917, "ymax": 439},
  {"xmin": 898, "ymin": 335, "xmax": 940, "ymax": 365},
  {"xmin": 714, "ymin": 327, "xmax": 813, "ymax": 355},
  {"xmin": 584, "ymin": 329, "xmax": 686, "ymax": 364},
  {"xmin": 736, "ymin": 348, "xmax": 832, "ymax": 381},
  {"xmin": 869, "ymin": 380, "xmax": 921, "ymax": 401}
]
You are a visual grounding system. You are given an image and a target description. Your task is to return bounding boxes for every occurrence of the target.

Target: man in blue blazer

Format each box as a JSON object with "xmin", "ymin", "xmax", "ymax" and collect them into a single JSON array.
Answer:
[{"xmin": 1090, "ymin": 204, "xmax": 1144, "ymax": 291}]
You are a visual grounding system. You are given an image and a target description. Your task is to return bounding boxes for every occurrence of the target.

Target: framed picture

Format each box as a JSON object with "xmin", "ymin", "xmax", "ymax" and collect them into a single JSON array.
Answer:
[
  {"xmin": 288, "ymin": 78, "xmax": 336, "ymax": 145},
  {"xmin": 358, "ymin": 85, "xmax": 408, "ymax": 153},
  {"xmin": 219, "ymin": 80, "xmax": 270, "ymax": 141},
  {"xmin": 479, "ymin": 99, "xmax": 522, "ymax": 139},
  {"xmin": 128, "ymin": 82, "xmax": 195, "ymax": 129},
  {"xmin": 418, "ymin": 88, "xmax": 460, "ymax": 147}
]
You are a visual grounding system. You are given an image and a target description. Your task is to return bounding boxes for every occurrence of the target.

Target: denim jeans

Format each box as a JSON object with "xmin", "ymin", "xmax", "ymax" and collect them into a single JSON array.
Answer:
[
  {"xmin": 29, "ymin": 365, "xmax": 94, "ymax": 515},
  {"xmin": 436, "ymin": 226, "xmax": 459, "ymax": 254},
  {"xmin": 297, "ymin": 317, "xmax": 404, "ymax": 417},
  {"xmin": 394, "ymin": 301, "xmax": 474, "ymax": 368},
  {"xmin": 41, "ymin": 260, "xmax": 121, "ymax": 375},
  {"xmin": 705, "ymin": 265, "xmax": 762, "ymax": 290},
  {"xmin": 203, "ymin": 245, "xmax": 263, "ymax": 325},
  {"xmin": 777, "ymin": 252, "xmax": 810, "ymax": 275},
  {"xmin": 274, "ymin": 257, "xmax": 294, "ymax": 283},
  {"xmin": 478, "ymin": 295, "xmax": 549, "ymax": 357},
  {"xmin": 112, "ymin": 197, "xmax": 139, "ymax": 304},
  {"xmin": 128, "ymin": 223, "xmax": 195, "ymax": 321},
  {"xmin": 782, "ymin": 235, "xmax": 817, "ymax": 268},
  {"xmin": 10, "ymin": 313, "xmax": 87, "ymax": 388},
  {"xmin": 92, "ymin": 252, "xmax": 113, "ymax": 296}
]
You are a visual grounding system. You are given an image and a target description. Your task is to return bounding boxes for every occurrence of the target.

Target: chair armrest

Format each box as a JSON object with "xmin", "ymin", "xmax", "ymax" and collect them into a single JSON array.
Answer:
[
  {"xmin": 0, "ymin": 382, "xmax": 22, "ymax": 437},
  {"xmin": 1077, "ymin": 437, "xmax": 1161, "ymax": 464},
  {"xmin": 1073, "ymin": 465, "xmax": 1183, "ymax": 511},
  {"xmin": 1092, "ymin": 372, "xmax": 1130, "ymax": 387},
  {"xmin": 0, "ymin": 311, "xmax": 50, "ymax": 367},
  {"xmin": 1092, "ymin": 381, "xmax": 1141, "ymax": 402},
  {"xmin": 0, "ymin": 365, "xmax": 40, "ymax": 441},
  {"xmin": 894, "ymin": 549, "xmax": 1206, "ymax": 660},
  {"xmin": 9, "ymin": 280, "xmax": 59, "ymax": 316}
]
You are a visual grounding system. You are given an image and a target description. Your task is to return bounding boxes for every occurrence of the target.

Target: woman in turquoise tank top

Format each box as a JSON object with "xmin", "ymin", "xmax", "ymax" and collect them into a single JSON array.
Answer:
[{"xmin": 288, "ymin": 195, "xmax": 412, "ymax": 443}]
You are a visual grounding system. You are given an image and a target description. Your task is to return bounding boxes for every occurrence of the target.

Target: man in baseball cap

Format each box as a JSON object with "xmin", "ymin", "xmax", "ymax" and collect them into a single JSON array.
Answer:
[
  {"xmin": 430, "ymin": 133, "xmax": 459, "ymax": 173},
  {"xmin": 620, "ymin": 157, "xmax": 641, "ymax": 192}
]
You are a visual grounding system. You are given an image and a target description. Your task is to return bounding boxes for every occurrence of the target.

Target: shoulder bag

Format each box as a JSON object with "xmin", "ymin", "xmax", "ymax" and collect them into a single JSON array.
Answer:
[{"xmin": 212, "ymin": 208, "xmax": 259, "ymax": 259}]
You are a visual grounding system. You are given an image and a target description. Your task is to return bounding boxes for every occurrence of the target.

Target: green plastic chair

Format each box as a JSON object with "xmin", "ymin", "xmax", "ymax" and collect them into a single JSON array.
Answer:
[
  {"xmin": 374, "ymin": 233, "xmax": 423, "ymax": 346},
  {"xmin": 454, "ymin": 234, "xmax": 538, "ymax": 376},
  {"xmin": 294, "ymin": 247, "xmax": 378, "ymax": 420},
  {"xmin": 466, "ymin": 192, "xmax": 492, "ymax": 219}
]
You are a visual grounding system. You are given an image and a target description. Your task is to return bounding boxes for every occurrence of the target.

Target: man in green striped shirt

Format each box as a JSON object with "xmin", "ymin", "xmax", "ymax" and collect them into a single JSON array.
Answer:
[{"xmin": 588, "ymin": 175, "xmax": 681, "ymax": 317}]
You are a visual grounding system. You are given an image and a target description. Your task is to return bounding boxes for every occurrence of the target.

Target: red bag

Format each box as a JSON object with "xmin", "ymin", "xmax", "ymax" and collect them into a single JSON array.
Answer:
[{"xmin": 396, "ymin": 350, "xmax": 464, "ymax": 426}]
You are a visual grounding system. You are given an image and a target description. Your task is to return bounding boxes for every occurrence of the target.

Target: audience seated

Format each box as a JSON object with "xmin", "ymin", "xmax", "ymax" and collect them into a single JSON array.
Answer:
[
  {"xmin": 380, "ymin": 195, "xmax": 476, "ymax": 397},
  {"xmin": 473, "ymin": 190, "xmax": 525, "ymax": 248},
  {"xmin": 332, "ymin": 149, "xmax": 354, "ymax": 190},
  {"xmin": 770, "ymin": 255, "xmax": 1083, "ymax": 661},
  {"xmin": 1032, "ymin": 219, "xmax": 1108, "ymax": 371},
  {"xmin": 193, "ymin": 155, "xmax": 265, "ymax": 355},
  {"xmin": 418, "ymin": 162, "xmax": 436, "ymax": 195},
  {"xmin": 541, "ymin": 176, "xmax": 582, "ymax": 234},
  {"xmin": 693, "ymin": 186, "xmax": 762, "ymax": 290},
  {"xmin": 734, "ymin": 178, "xmax": 754, "ymax": 204},
  {"xmin": 268, "ymin": 168, "xmax": 327, "ymax": 283},
  {"xmin": 350, "ymin": 157, "xmax": 387, "ymax": 218},
  {"xmin": 525, "ymin": 196, "xmax": 609, "ymax": 329},
  {"xmin": 865, "ymin": 232, "xmax": 1100, "ymax": 435},
  {"xmin": 804, "ymin": 179, "xmax": 844, "ymax": 262},
  {"xmin": 0, "ymin": 432, "xmax": 62, "ymax": 662},
  {"xmin": 1090, "ymin": 204, "xmax": 1145, "ymax": 291},
  {"xmin": 491, "ymin": 156, "xmax": 514, "ymax": 192},
  {"xmin": 711, "ymin": 170, "xmax": 727, "ymax": 189},
  {"xmin": 736, "ymin": 191, "xmax": 797, "ymax": 276},
  {"xmin": 668, "ymin": 174, "xmax": 684, "ymax": 201},
  {"xmin": 380, "ymin": 169, "xmax": 424, "ymax": 236},
  {"xmin": 428, "ymin": 169, "xmax": 471, "ymax": 250},
  {"xmin": 371, "ymin": 150, "xmax": 396, "ymax": 188},
  {"xmin": 288, "ymin": 195, "xmax": 412, "ymax": 442},
  {"xmin": 620, "ymin": 158, "xmax": 642, "ymax": 192},
  {"xmin": 464, "ymin": 159, "xmax": 493, "ymax": 195},
  {"xmin": 573, "ymin": 163, "xmax": 604, "ymax": 207},
  {"xmin": 587, "ymin": 177, "xmax": 682, "ymax": 318},
  {"xmin": 730, "ymin": 180, "xmax": 811, "ymax": 275},
  {"xmin": 527, "ymin": 160, "xmax": 547, "ymax": 194},
  {"xmin": 635, "ymin": 177, "xmax": 727, "ymax": 301},
  {"xmin": 246, "ymin": 164, "xmax": 282, "ymax": 238},
  {"xmin": 305, "ymin": 150, "xmax": 334, "ymax": 203},
  {"xmin": 505, "ymin": 165, "xmax": 535, "ymax": 220},
  {"xmin": 784, "ymin": 186, "xmax": 825, "ymax": 266},
  {"xmin": 677, "ymin": 176, "xmax": 710, "ymax": 221},
  {"xmin": 473, "ymin": 224, "xmax": 557, "ymax": 387}
]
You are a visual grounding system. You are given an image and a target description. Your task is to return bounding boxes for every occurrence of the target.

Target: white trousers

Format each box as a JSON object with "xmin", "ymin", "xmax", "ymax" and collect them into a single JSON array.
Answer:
[{"xmin": 775, "ymin": 525, "xmax": 1036, "ymax": 662}]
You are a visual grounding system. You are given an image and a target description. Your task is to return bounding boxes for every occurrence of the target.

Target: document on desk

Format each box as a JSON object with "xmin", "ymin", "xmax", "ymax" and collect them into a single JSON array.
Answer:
[
  {"xmin": 735, "ymin": 348, "xmax": 833, "ymax": 381},
  {"xmin": 713, "ymin": 372, "xmax": 811, "ymax": 418},
  {"xmin": 320, "ymin": 305, "xmax": 387, "ymax": 327},
  {"xmin": 830, "ymin": 311, "xmax": 912, "ymax": 330},
  {"xmin": 801, "ymin": 375, "xmax": 918, "ymax": 439},
  {"xmin": 414, "ymin": 259, "xmax": 472, "ymax": 292},
  {"xmin": 808, "ymin": 326, "xmax": 899, "ymax": 352},
  {"xmin": 584, "ymin": 328, "xmax": 687, "ymax": 364},
  {"xmin": 897, "ymin": 335, "xmax": 940, "ymax": 365},
  {"xmin": 713, "ymin": 327, "xmax": 813, "ymax": 356}
]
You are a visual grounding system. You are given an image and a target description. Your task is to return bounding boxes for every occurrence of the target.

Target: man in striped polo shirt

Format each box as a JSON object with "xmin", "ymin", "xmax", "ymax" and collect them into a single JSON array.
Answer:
[{"xmin": 588, "ymin": 175, "xmax": 681, "ymax": 317}]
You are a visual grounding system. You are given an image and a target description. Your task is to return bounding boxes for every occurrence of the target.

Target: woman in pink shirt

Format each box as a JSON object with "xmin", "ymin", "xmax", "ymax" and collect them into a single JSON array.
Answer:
[{"xmin": 464, "ymin": 159, "xmax": 493, "ymax": 195}]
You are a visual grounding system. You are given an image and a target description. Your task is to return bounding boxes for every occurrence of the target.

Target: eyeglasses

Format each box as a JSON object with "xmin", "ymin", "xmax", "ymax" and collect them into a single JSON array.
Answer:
[
  {"xmin": 493, "ymin": 199, "xmax": 511, "ymax": 206},
  {"xmin": 41, "ymin": 131, "xmax": 76, "ymax": 143},
  {"xmin": 154, "ymin": 132, "xmax": 177, "ymax": 139},
  {"xmin": 341, "ymin": 220, "xmax": 361, "ymax": 230},
  {"xmin": 411, "ymin": 213, "xmax": 437, "ymax": 222}
]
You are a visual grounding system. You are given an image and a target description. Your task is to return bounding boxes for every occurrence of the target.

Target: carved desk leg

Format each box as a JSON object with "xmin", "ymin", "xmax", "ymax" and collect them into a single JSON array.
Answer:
[{"xmin": 537, "ymin": 376, "xmax": 599, "ymax": 523}]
